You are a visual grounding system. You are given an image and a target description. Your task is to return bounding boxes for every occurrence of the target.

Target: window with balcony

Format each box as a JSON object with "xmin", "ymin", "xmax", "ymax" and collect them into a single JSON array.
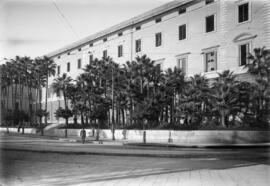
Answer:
[
  {"xmin": 205, "ymin": 50, "xmax": 217, "ymax": 72},
  {"xmin": 177, "ymin": 57, "xmax": 187, "ymax": 74},
  {"xmin": 239, "ymin": 43, "xmax": 250, "ymax": 66}
]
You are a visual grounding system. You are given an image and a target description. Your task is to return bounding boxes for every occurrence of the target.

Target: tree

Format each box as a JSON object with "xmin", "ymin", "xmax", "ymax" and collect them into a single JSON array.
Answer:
[
  {"xmin": 246, "ymin": 47, "xmax": 270, "ymax": 125},
  {"xmin": 42, "ymin": 56, "xmax": 56, "ymax": 126},
  {"xmin": 209, "ymin": 70, "xmax": 239, "ymax": 127},
  {"xmin": 36, "ymin": 109, "xmax": 48, "ymax": 135},
  {"xmin": 54, "ymin": 107, "xmax": 73, "ymax": 137},
  {"xmin": 52, "ymin": 73, "xmax": 72, "ymax": 136}
]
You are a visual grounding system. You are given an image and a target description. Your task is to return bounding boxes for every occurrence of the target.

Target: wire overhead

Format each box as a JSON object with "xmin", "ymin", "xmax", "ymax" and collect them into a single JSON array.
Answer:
[{"xmin": 51, "ymin": 0, "xmax": 79, "ymax": 39}]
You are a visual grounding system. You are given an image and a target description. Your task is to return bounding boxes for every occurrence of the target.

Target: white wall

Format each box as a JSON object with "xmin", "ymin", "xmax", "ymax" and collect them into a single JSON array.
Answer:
[{"xmin": 44, "ymin": 0, "xmax": 270, "ymax": 123}]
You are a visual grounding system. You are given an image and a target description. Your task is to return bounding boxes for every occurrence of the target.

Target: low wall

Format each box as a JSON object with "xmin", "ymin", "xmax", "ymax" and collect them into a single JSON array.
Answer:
[
  {"xmin": 1, "ymin": 127, "xmax": 269, "ymax": 144},
  {"xmin": 0, "ymin": 127, "xmax": 37, "ymax": 134},
  {"xmin": 47, "ymin": 129, "xmax": 270, "ymax": 144}
]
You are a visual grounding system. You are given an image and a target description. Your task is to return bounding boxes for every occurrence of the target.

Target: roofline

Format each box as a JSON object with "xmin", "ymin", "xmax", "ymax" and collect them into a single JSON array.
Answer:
[{"xmin": 46, "ymin": 0, "xmax": 200, "ymax": 58}]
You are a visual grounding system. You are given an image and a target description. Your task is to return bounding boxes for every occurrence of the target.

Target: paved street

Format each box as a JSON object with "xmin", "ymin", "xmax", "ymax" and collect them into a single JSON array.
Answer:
[{"xmin": 0, "ymin": 135, "xmax": 270, "ymax": 186}]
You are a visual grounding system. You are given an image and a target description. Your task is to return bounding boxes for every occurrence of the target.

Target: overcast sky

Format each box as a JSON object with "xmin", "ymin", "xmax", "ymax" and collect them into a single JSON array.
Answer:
[{"xmin": 0, "ymin": 0, "xmax": 173, "ymax": 62}]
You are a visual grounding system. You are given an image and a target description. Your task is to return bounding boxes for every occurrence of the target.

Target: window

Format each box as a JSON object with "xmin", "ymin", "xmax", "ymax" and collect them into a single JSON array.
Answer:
[
  {"xmin": 135, "ymin": 26, "xmax": 141, "ymax": 30},
  {"xmin": 206, "ymin": 15, "xmax": 215, "ymax": 33},
  {"xmin": 103, "ymin": 50, "xmax": 107, "ymax": 58},
  {"xmin": 179, "ymin": 8, "xmax": 186, "ymax": 14},
  {"xmin": 57, "ymin": 65, "xmax": 60, "ymax": 75},
  {"xmin": 239, "ymin": 43, "xmax": 250, "ymax": 66},
  {"xmin": 155, "ymin": 32, "xmax": 162, "ymax": 47},
  {"xmin": 78, "ymin": 48, "xmax": 81, "ymax": 51},
  {"xmin": 58, "ymin": 56, "xmax": 61, "ymax": 59},
  {"xmin": 205, "ymin": 51, "xmax": 217, "ymax": 72},
  {"xmin": 205, "ymin": 0, "xmax": 214, "ymax": 5},
  {"xmin": 238, "ymin": 3, "xmax": 249, "ymax": 23},
  {"xmin": 89, "ymin": 55, "xmax": 93, "ymax": 64},
  {"xmin": 103, "ymin": 38, "xmax": 107, "ymax": 42},
  {"xmin": 67, "ymin": 62, "xmax": 70, "ymax": 72},
  {"xmin": 89, "ymin": 43, "xmax": 93, "ymax": 47},
  {"xmin": 67, "ymin": 52, "xmax": 70, "ymax": 55},
  {"xmin": 77, "ymin": 59, "xmax": 81, "ymax": 69},
  {"xmin": 118, "ymin": 32, "xmax": 123, "ymax": 37},
  {"xmin": 155, "ymin": 17, "xmax": 162, "ymax": 23},
  {"xmin": 177, "ymin": 57, "xmax": 187, "ymax": 74},
  {"xmin": 118, "ymin": 45, "xmax": 123, "ymax": 57},
  {"xmin": 179, "ymin": 24, "xmax": 186, "ymax": 40},
  {"xmin": 135, "ymin": 39, "xmax": 141, "ymax": 53}
]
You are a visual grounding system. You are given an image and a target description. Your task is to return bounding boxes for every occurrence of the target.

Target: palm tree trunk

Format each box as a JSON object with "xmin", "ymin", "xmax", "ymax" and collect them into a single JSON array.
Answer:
[{"xmin": 45, "ymin": 75, "xmax": 49, "ymax": 126}]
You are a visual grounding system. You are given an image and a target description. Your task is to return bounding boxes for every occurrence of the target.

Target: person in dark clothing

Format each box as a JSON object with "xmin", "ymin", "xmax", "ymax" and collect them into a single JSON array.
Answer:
[{"xmin": 80, "ymin": 128, "xmax": 86, "ymax": 144}]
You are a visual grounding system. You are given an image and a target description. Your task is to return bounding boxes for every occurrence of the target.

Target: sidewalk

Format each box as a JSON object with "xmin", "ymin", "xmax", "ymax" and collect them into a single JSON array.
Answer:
[{"xmin": 1, "ymin": 133, "xmax": 270, "ymax": 159}]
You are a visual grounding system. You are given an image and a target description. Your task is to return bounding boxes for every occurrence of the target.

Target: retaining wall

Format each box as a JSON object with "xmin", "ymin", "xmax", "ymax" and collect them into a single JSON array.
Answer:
[{"xmin": 1, "ymin": 127, "xmax": 269, "ymax": 144}]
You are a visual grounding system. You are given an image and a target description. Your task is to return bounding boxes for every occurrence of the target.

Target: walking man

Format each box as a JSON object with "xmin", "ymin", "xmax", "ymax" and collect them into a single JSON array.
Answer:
[{"xmin": 80, "ymin": 128, "xmax": 86, "ymax": 144}]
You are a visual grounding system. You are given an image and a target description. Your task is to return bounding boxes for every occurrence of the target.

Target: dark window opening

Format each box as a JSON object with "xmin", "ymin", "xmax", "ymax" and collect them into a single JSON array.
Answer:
[
  {"xmin": 155, "ymin": 33, "xmax": 162, "ymax": 47},
  {"xmin": 103, "ymin": 50, "xmax": 107, "ymax": 59},
  {"xmin": 155, "ymin": 18, "xmax": 162, "ymax": 23},
  {"xmin": 118, "ymin": 32, "xmax": 123, "ymax": 37},
  {"xmin": 179, "ymin": 24, "xmax": 186, "ymax": 40},
  {"xmin": 57, "ymin": 66, "xmax": 60, "ymax": 75},
  {"xmin": 58, "ymin": 56, "xmax": 61, "ymax": 59},
  {"xmin": 89, "ymin": 55, "xmax": 93, "ymax": 64},
  {"xmin": 135, "ymin": 39, "xmax": 141, "ymax": 53},
  {"xmin": 103, "ymin": 38, "xmax": 107, "ymax": 42},
  {"xmin": 205, "ymin": 0, "xmax": 214, "ymax": 5},
  {"xmin": 238, "ymin": 3, "xmax": 249, "ymax": 23},
  {"xmin": 78, "ymin": 48, "xmax": 81, "ymax": 51},
  {"xmin": 67, "ymin": 52, "xmax": 70, "ymax": 55},
  {"xmin": 67, "ymin": 62, "xmax": 70, "ymax": 72},
  {"xmin": 178, "ymin": 8, "xmax": 186, "ymax": 14},
  {"xmin": 89, "ymin": 43, "xmax": 93, "ymax": 47},
  {"xmin": 135, "ymin": 26, "xmax": 141, "ymax": 30},
  {"xmin": 206, "ymin": 15, "xmax": 215, "ymax": 33},
  {"xmin": 118, "ymin": 45, "xmax": 123, "ymax": 57},
  {"xmin": 77, "ymin": 59, "xmax": 81, "ymax": 69}
]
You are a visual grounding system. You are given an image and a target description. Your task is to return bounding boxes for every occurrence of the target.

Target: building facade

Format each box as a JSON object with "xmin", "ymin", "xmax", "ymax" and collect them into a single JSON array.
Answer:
[{"xmin": 44, "ymin": 0, "xmax": 270, "ymax": 124}]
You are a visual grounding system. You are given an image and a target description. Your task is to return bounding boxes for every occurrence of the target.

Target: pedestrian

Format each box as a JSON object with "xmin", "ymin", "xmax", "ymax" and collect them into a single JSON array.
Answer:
[{"xmin": 80, "ymin": 128, "xmax": 86, "ymax": 144}]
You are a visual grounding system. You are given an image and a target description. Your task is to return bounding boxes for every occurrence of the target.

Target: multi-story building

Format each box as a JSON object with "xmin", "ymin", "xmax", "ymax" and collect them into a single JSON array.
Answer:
[{"xmin": 44, "ymin": 0, "xmax": 270, "ymax": 124}]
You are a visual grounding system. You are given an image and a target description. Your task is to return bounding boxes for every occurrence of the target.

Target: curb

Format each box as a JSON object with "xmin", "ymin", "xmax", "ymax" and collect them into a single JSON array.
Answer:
[{"xmin": 124, "ymin": 142, "xmax": 270, "ymax": 149}]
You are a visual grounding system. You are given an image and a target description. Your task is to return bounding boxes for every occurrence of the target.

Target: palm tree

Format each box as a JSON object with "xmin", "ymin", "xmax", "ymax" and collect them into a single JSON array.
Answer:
[
  {"xmin": 52, "ymin": 73, "xmax": 72, "ymax": 137},
  {"xmin": 246, "ymin": 47, "xmax": 270, "ymax": 125},
  {"xmin": 42, "ymin": 56, "xmax": 56, "ymax": 126},
  {"xmin": 209, "ymin": 70, "xmax": 239, "ymax": 127}
]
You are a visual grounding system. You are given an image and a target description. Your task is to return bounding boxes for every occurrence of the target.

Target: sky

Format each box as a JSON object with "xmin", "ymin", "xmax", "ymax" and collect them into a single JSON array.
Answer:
[{"xmin": 0, "ymin": 0, "xmax": 173, "ymax": 63}]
